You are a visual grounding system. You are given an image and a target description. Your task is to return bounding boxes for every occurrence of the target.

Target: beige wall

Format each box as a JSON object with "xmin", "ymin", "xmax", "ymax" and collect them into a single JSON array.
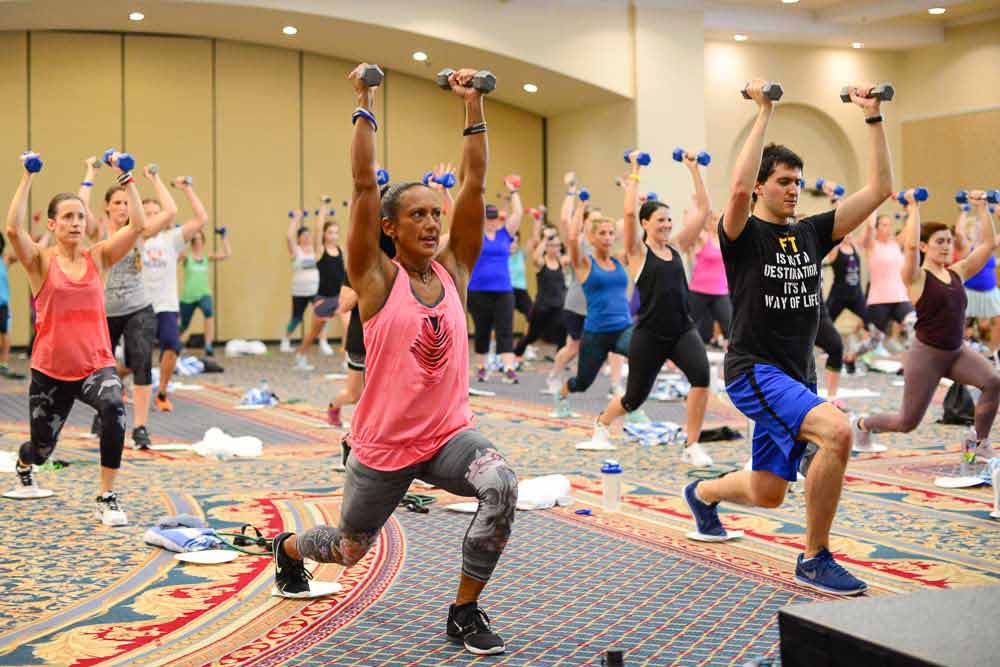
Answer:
[{"xmin": 0, "ymin": 32, "xmax": 28, "ymax": 346}]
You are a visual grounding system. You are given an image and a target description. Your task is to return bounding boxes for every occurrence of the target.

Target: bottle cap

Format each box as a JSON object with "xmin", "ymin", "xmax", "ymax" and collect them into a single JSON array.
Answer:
[
  {"xmin": 601, "ymin": 460, "xmax": 623, "ymax": 474},
  {"xmin": 574, "ymin": 508, "xmax": 592, "ymax": 516}
]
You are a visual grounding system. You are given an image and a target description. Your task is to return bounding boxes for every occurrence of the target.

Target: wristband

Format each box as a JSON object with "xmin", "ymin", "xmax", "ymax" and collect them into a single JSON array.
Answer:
[
  {"xmin": 116, "ymin": 171, "xmax": 134, "ymax": 186},
  {"xmin": 81, "ymin": 180, "xmax": 94, "ymax": 187},
  {"xmin": 463, "ymin": 122, "xmax": 487, "ymax": 136},
  {"xmin": 628, "ymin": 174, "xmax": 641, "ymax": 182},
  {"xmin": 352, "ymin": 107, "xmax": 378, "ymax": 132},
  {"xmin": 865, "ymin": 114, "xmax": 883, "ymax": 125}
]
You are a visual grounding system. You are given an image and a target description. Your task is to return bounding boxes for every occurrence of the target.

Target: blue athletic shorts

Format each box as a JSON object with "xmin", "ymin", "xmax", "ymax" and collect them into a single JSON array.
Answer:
[{"xmin": 725, "ymin": 363, "xmax": 825, "ymax": 482}]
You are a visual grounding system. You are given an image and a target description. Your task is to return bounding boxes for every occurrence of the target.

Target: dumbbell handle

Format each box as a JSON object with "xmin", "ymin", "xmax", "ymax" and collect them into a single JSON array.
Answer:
[
  {"xmin": 741, "ymin": 82, "xmax": 783, "ymax": 101},
  {"xmin": 436, "ymin": 68, "xmax": 496, "ymax": 93},
  {"xmin": 840, "ymin": 83, "xmax": 894, "ymax": 103}
]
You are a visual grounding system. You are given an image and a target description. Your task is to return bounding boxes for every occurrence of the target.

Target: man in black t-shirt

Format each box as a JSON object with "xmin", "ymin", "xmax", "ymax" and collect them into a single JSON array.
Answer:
[{"xmin": 682, "ymin": 79, "xmax": 894, "ymax": 597}]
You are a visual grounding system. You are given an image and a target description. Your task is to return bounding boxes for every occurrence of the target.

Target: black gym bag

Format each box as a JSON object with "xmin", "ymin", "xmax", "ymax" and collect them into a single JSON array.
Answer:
[{"xmin": 939, "ymin": 382, "xmax": 975, "ymax": 426}]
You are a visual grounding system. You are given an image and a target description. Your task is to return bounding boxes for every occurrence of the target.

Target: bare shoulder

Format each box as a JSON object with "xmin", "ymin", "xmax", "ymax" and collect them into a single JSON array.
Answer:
[
  {"xmin": 435, "ymin": 248, "xmax": 470, "ymax": 299},
  {"xmin": 354, "ymin": 253, "xmax": 398, "ymax": 322}
]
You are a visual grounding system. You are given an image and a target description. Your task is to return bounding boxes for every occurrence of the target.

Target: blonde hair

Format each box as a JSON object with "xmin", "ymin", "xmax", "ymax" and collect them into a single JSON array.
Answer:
[{"xmin": 588, "ymin": 215, "xmax": 615, "ymax": 234}]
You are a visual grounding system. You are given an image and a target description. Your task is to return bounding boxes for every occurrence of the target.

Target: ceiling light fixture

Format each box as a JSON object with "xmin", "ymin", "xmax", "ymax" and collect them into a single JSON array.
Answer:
[
  {"xmin": 852, "ymin": 42, "xmax": 864, "ymax": 49},
  {"xmin": 523, "ymin": 83, "xmax": 538, "ymax": 93},
  {"xmin": 733, "ymin": 34, "xmax": 748, "ymax": 42},
  {"xmin": 928, "ymin": 7, "xmax": 946, "ymax": 14},
  {"xmin": 129, "ymin": 11, "xmax": 144, "ymax": 21},
  {"xmin": 412, "ymin": 51, "xmax": 428, "ymax": 62},
  {"xmin": 781, "ymin": 0, "xmax": 800, "ymax": 4},
  {"xmin": 282, "ymin": 25, "xmax": 298, "ymax": 35}
]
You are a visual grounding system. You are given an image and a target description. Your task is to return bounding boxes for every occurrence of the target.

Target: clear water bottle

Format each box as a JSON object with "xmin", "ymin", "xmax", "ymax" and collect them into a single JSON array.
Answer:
[
  {"xmin": 960, "ymin": 426, "xmax": 977, "ymax": 476},
  {"xmin": 601, "ymin": 460, "xmax": 623, "ymax": 512}
]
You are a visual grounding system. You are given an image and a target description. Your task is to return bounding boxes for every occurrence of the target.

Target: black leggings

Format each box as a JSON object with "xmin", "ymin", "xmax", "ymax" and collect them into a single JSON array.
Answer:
[
  {"xmin": 513, "ymin": 288, "xmax": 533, "ymax": 318},
  {"xmin": 468, "ymin": 290, "xmax": 514, "ymax": 355},
  {"xmin": 22, "ymin": 367, "xmax": 125, "ymax": 470},
  {"xmin": 814, "ymin": 308, "xmax": 844, "ymax": 372},
  {"xmin": 827, "ymin": 288, "xmax": 869, "ymax": 327},
  {"xmin": 621, "ymin": 327, "xmax": 709, "ymax": 413},
  {"xmin": 286, "ymin": 295, "xmax": 313, "ymax": 334},
  {"xmin": 688, "ymin": 291, "xmax": 732, "ymax": 343},
  {"xmin": 514, "ymin": 305, "xmax": 566, "ymax": 356},
  {"xmin": 868, "ymin": 301, "xmax": 913, "ymax": 334}
]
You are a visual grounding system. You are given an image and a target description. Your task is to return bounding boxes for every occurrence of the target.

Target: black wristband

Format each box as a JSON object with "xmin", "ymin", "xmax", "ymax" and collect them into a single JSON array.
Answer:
[
  {"xmin": 865, "ymin": 114, "xmax": 883, "ymax": 125},
  {"xmin": 463, "ymin": 122, "xmax": 487, "ymax": 136}
]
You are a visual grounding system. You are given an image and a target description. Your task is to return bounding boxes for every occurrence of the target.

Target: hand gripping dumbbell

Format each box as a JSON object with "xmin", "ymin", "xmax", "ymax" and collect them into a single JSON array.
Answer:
[
  {"xmin": 20, "ymin": 151, "xmax": 43, "ymax": 173},
  {"xmin": 436, "ymin": 68, "xmax": 497, "ymax": 94},
  {"xmin": 376, "ymin": 169, "xmax": 390, "ymax": 187},
  {"xmin": 578, "ymin": 188, "xmax": 591, "ymax": 202},
  {"xmin": 359, "ymin": 64, "xmax": 384, "ymax": 88},
  {"xmin": 895, "ymin": 187, "xmax": 928, "ymax": 205},
  {"xmin": 214, "ymin": 227, "xmax": 227, "ymax": 237},
  {"xmin": 840, "ymin": 83, "xmax": 894, "ymax": 103},
  {"xmin": 88, "ymin": 156, "xmax": 101, "ymax": 170},
  {"xmin": 741, "ymin": 81, "xmax": 783, "ymax": 101},
  {"xmin": 423, "ymin": 171, "xmax": 456, "ymax": 188},
  {"xmin": 321, "ymin": 195, "xmax": 333, "ymax": 204},
  {"xmin": 815, "ymin": 178, "xmax": 845, "ymax": 197},
  {"xmin": 170, "ymin": 176, "xmax": 193, "ymax": 188},
  {"xmin": 102, "ymin": 149, "xmax": 135, "ymax": 171},
  {"xmin": 147, "ymin": 164, "xmax": 159, "ymax": 175},
  {"xmin": 624, "ymin": 150, "xmax": 652, "ymax": 166},
  {"xmin": 672, "ymin": 148, "xmax": 710, "ymax": 166}
]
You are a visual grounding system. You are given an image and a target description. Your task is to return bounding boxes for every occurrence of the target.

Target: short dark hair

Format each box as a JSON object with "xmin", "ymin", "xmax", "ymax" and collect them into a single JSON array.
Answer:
[
  {"xmin": 639, "ymin": 200, "xmax": 669, "ymax": 222},
  {"xmin": 296, "ymin": 226, "xmax": 309, "ymax": 239},
  {"xmin": 47, "ymin": 193, "xmax": 84, "ymax": 220},
  {"xmin": 756, "ymin": 143, "xmax": 804, "ymax": 185},
  {"xmin": 920, "ymin": 221, "xmax": 950, "ymax": 243},
  {"xmin": 104, "ymin": 184, "xmax": 125, "ymax": 203},
  {"xmin": 380, "ymin": 181, "xmax": 428, "ymax": 222}
]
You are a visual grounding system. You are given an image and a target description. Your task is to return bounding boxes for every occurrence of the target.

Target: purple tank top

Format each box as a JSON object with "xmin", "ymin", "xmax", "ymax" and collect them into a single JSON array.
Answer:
[{"xmin": 915, "ymin": 269, "xmax": 966, "ymax": 351}]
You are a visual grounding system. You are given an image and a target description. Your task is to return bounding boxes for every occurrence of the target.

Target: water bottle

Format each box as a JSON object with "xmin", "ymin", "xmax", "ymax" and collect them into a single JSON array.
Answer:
[
  {"xmin": 960, "ymin": 426, "xmax": 977, "ymax": 476},
  {"xmin": 259, "ymin": 379, "xmax": 271, "ymax": 405},
  {"xmin": 601, "ymin": 460, "xmax": 623, "ymax": 512},
  {"xmin": 601, "ymin": 648, "xmax": 624, "ymax": 666}
]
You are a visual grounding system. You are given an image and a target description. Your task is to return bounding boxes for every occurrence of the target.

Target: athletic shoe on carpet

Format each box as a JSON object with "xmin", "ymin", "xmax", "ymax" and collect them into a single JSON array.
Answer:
[
  {"xmin": 795, "ymin": 547, "xmax": 868, "ymax": 596},
  {"xmin": 447, "ymin": 602, "xmax": 506, "ymax": 656},
  {"xmin": 95, "ymin": 491, "xmax": 128, "ymax": 526}
]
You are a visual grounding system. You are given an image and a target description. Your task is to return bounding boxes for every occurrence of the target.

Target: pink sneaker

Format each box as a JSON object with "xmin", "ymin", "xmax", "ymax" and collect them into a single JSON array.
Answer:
[{"xmin": 327, "ymin": 404, "xmax": 342, "ymax": 427}]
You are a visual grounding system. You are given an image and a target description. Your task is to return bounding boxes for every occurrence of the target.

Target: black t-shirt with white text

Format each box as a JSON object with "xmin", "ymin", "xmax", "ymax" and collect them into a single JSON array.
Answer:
[{"xmin": 719, "ymin": 211, "xmax": 837, "ymax": 385}]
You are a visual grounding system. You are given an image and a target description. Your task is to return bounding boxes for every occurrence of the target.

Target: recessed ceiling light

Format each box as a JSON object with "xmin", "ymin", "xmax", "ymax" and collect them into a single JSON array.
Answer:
[
  {"xmin": 129, "ymin": 11, "xmax": 144, "ymax": 21},
  {"xmin": 781, "ymin": 0, "xmax": 800, "ymax": 4},
  {"xmin": 733, "ymin": 34, "xmax": 748, "ymax": 42},
  {"xmin": 282, "ymin": 25, "xmax": 298, "ymax": 35},
  {"xmin": 412, "ymin": 51, "xmax": 428, "ymax": 62},
  {"xmin": 523, "ymin": 83, "xmax": 538, "ymax": 93},
  {"xmin": 928, "ymin": 7, "xmax": 946, "ymax": 14},
  {"xmin": 852, "ymin": 42, "xmax": 864, "ymax": 49}
]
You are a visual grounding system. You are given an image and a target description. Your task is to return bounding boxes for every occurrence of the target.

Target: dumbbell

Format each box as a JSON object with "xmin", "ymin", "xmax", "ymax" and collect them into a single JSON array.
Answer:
[
  {"xmin": 815, "ymin": 178, "xmax": 845, "ymax": 197},
  {"xmin": 287, "ymin": 209, "xmax": 309, "ymax": 219},
  {"xmin": 505, "ymin": 174, "xmax": 521, "ymax": 190},
  {"xmin": 88, "ymin": 156, "xmax": 101, "ymax": 170},
  {"xmin": 646, "ymin": 192, "xmax": 658, "ymax": 202},
  {"xmin": 170, "ymin": 176, "xmax": 193, "ymax": 188},
  {"xmin": 102, "ymin": 149, "xmax": 135, "ymax": 171},
  {"xmin": 20, "ymin": 151, "xmax": 43, "ymax": 173},
  {"xmin": 989, "ymin": 190, "xmax": 1000, "ymax": 204},
  {"xmin": 359, "ymin": 64, "xmax": 384, "ymax": 88},
  {"xmin": 895, "ymin": 187, "xmax": 928, "ymax": 205},
  {"xmin": 214, "ymin": 227, "xmax": 227, "ymax": 237},
  {"xmin": 741, "ymin": 81, "xmax": 783, "ymax": 101},
  {"xmin": 624, "ymin": 150, "xmax": 652, "ymax": 166},
  {"xmin": 960, "ymin": 204, "xmax": 971, "ymax": 212},
  {"xmin": 422, "ymin": 171, "xmax": 457, "ymax": 188},
  {"xmin": 527, "ymin": 208, "xmax": 542, "ymax": 221},
  {"xmin": 578, "ymin": 188, "xmax": 590, "ymax": 202},
  {"xmin": 147, "ymin": 163, "xmax": 159, "ymax": 175},
  {"xmin": 672, "ymin": 148, "xmax": 710, "ymax": 166},
  {"xmin": 435, "ymin": 68, "xmax": 497, "ymax": 93},
  {"xmin": 840, "ymin": 83, "xmax": 894, "ymax": 103},
  {"xmin": 376, "ymin": 169, "xmax": 390, "ymax": 187},
  {"xmin": 321, "ymin": 195, "xmax": 332, "ymax": 204}
]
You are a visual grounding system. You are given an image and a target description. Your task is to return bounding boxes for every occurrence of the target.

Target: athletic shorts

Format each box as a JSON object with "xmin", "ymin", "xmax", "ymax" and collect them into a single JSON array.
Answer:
[
  {"xmin": 179, "ymin": 296, "xmax": 214, "ymax": 332},
  {"xmin": 107, "ymin": 305, "xmax": 156, "ymax": 386},
  {"xmin": 0, "ymin": 303, "xmax": 10, "ymax": 335},
  {"xmin": 562, "ymin": 309, "xmax": 585, "ymax": 342},
  {"xmin": 156, "ymin": 311, "xmax": 182, "ymax": 354},
  {"xmin": 726, "ymin": 363, "xmax": 825, "ymax": 482},
  {"xmin": 867, "ymin": 301, "xmax": 913, "ymax": 334},
  {"xmin": 313, "ymin": 296, "xmax": 340, "ymax": 319}
]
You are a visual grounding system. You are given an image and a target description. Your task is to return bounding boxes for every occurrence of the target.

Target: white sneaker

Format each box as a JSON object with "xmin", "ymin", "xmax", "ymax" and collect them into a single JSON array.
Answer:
[
  {"xmin": 95, "ymin": 491, "xmax": 128, "ymax": 526},
  {"xmin": 851, "ymin": 414, "xmax": 886, "ymax": 452},
  {"xmin": 294, "ymin": 354, "xmax": 314, "ymax": 371},
  {"xmin": 524, "ymin": 345, "xmax": 539, "ymax": 361},
  {"xmin": 4, "ymin": 462, "xmax": 54, "ymax": 499},
  {"xmin": 319, "ymin": 340, "xmax": 334, "ymax": 356},
  {"xmin": 681, "ymin": 443, "xmax": 714, "ymax": 467},
  {"xmin": 974, "ymin": 439, "xmax": 998, "ymax": 460},
  {"xmin": 279, "ymin": 337, "xmax": 292, "ymax": 353},
  {"xmin": 576, "ymin": 420, "xmax": 616, "ymax": 450},
  {"xmin": 541, "ymin": 375, "xmax": 562, "ymax": 395}
]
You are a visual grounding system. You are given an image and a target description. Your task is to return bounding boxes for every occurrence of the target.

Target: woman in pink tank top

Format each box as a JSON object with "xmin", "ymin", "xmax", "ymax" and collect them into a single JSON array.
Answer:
[
  {"xmin": 5, "ymin": 151, "xmax": 147, "ymax": 528},
  {"xmin": 273, "ymin": 64, "xmax": 516, "ymax": 657},
  {"xmin": 862, "ymin": 213, "xmax": 914, "ymax": 349}
]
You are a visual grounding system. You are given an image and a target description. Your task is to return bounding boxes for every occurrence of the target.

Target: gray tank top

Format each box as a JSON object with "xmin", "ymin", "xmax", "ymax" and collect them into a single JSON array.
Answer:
[
  {"xmin": 104, "ymin": 243, "xmax": 150, "ymax": 317},
  {"xmin": 563, "ymin": 238, "xmax": 591, "ymax": 315}
]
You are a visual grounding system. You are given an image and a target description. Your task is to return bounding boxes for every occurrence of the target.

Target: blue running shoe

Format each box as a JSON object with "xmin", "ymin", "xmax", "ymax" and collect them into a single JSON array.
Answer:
[
  {"xmin": 795, "ymin": 547, "xmax": 868, "ymax": 596},
  {"xmin": 683, "ymin": 481, "xmax": 734, "ymax": 542}
]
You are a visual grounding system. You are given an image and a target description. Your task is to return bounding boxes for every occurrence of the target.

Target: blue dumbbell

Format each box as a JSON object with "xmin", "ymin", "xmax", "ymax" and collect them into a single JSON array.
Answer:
[
  {"xmin": 624, "ymin": 150, "xmax": 652, "ymax": 166},
  {"xmin": 20, "ymin": 151, "xmax": 43, "ymax": 173},
  {"xmin": 102, "ymin": 148, "xmax": 116, "ymax": 166},
  {"xmin": 439, "ymin": 172, "xmax": 456, "ymax": 188},
  {"xmin": 115, "ymin": 153, "xmax": 135, "ymax": 171},
  {"xmin": 376, "ymin": 169, "xmax": 390, "ymax": 187},
  {"xmin": 896, "ymin": 187, "xmax": 928, "ymax": 205},
  {"xmin": 961, "ymin": 204, "xmax": 971, "ymax": 212},
  {"xmin": 814, "ymin": 178, "xmax": 843, "ymax": 196},
  {"xmin": 987, "ymin": 190, "xmax": 1000, "ymax": 204},
  {"xmin": 215, "ymin": 227, "xmax": 227, "ymax": 237},
  {"xmin": 646, "ymin": 192, "xmax": 658, "ymax": 201},
  {"xmin": 956, "ymin": 190, "xmax": 969, "ymax": 205},
  {"xmin": 578, "ymin": 188, "xmax": 590, "ymax": 202},
  {"xmin": 672, "ymin": 148, "xmax": 710, "ymax": 166}
]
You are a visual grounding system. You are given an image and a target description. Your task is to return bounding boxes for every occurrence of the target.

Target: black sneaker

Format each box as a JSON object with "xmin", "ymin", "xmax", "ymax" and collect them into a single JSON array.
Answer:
[
  {"xmin": 844, "ymin": 360, "xmax": 856, "ymax": 375},
  {"xmin": 272, "ymin": 531, "xmax": 313, "ymax": 598},
  {"xmin": 132, "ymin": 426, "xmax": 151, "ymax": 450},
  {"xmin": 447, "ymin": 602, "xmax": 506, "ymax": 656}
]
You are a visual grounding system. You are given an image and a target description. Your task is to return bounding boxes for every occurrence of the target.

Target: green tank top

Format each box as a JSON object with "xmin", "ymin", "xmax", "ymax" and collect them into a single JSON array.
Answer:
[{"xmin": 181, "ymin": 255, "xmax": 212, "ymax": 302}]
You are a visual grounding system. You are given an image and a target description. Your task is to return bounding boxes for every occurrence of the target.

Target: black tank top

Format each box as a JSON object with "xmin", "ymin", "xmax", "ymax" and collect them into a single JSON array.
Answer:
[
  {"xmin": 636, "ymin": 244, "xmax": 693, "ymax": 336},
  {"xmin": 317, "ymin": 247, "xmax": 346, "ymax": 297},
  {"xmin": 830, "ymin": 245, "xmax": 862, "ymax": 292},
  {"xmin": 915, "ymin": 269, "xmax": 966, "ymax": 351},
  {"xmin": 535, "ymin": 262, "xmax": 567, "ymax": 309}
]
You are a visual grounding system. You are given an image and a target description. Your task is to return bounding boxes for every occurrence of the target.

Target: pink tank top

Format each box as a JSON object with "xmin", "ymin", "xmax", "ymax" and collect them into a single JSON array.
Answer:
[
  {"xmin": 867, "ymin": 239, "xmax": 908, "ymax": 304},
  {"xmin": 32, "ymin": 251, "xmax": 116, "ymax": 381},
  {"xmin": 689, "ymin": 236, "xmax": 728, "ymax": 295},
  {"xmin": 349, "ymin": 260, "xmax": 473, "ymax": 471}
]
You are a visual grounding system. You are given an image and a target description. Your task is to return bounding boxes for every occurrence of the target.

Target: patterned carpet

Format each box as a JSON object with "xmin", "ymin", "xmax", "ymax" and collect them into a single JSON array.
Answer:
[{"xmin": 0, "ymin": 346, "xmax": 997, "ymax": 666}]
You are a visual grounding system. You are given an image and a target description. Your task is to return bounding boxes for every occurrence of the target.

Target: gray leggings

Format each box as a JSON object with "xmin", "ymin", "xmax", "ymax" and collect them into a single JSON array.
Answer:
[
  {"xmin": 865, "ymin": 338, "xmax": 1000, "ymax": 440},
  {"xmin": 297, "ymin": 429, "xmax": 517, "ymax": 583}
]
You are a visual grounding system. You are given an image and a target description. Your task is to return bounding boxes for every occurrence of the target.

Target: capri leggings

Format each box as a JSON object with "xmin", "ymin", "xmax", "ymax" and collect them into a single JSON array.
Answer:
[
  {"xmin": 865, "ymin": 338, "xmax": 1000, "ymax": 440},
  {"xmin": 467, "ymin": 290, "xmax": 514, "ymax": 355},
  {"xmin": 514, "ymin": 305, "xmax": 566, "ymax": 357},
  {"xmin": 21, "ymin": 367, "xmax": 125, "ymax": 470},
  {"xmin": 621, "ymin": 327, "xmax": 709, "ymax": 413},
  {"xmin": 513, "ymin": 288, "xmax": 533, "ymax": 319},
  {"xmin": 179, "ymin": 295, "xmax": 214, "ymax": 333},
  {"xmin": 814, "ymin": 307, "xmax": 844, "ymax": 372},
  {"xmin": 868, "ymin": 301, "xmax": 913, "ymax": 334},
  {"xmin": 107, "ymin": 305, "xmax": 156, "ymax": 386},
  {"xmin": 826, "ymin": 288, "xmax": 869, "ymax": 327},
  {"xmin": 296, "ymin": 429, "xmax": 517, "ymax": 583},
  {"xmin": 567, "ymin": 326, "xmax": 633, "ymax": 394},
  {"xmin": 286, "ymin": 295, "xmax": 313, "ymax": 334},
  {"xmin": 688, "ymin": 292, "xmax": 732, "ymax": 344}
]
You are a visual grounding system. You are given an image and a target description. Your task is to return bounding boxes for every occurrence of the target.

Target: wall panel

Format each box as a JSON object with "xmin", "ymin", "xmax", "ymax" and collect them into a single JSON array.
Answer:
[
  {"xmin": 0, "ymin": 32, "xmax": 29, "ymax": 345},
  {"xmin": 214, "ymin": 41, "xmax": 300, "ymax": 341}
]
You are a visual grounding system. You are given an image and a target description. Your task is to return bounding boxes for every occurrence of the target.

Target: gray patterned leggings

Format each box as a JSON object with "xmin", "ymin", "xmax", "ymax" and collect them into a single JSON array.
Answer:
[
  {"xmin": 297, "ymin": 429, "xmax": 517, "ymax": 583},
  {"xmin": 22, "ymin": 367, "xmax": 126, "ymax": 469}
]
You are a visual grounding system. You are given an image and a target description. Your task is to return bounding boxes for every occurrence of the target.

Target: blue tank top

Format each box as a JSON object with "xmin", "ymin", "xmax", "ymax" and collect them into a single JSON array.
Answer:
[
  {"xmin": 0, "ymin": 260, "xmax": 8, "ymax": 305},
  {"xmin": 508, "ymin": 249, "xmax": 527, "ymax": 290},
  {"xmin": 469, "ymin": 228, "xmax": 513, "ymax": 292},
  {"xmin": 582, "ymin": 255, "xmax": 631, "ymax": 333},
  {"xmin": 964, "ymin": 252, "xmax": 997, "ymax": 292}
]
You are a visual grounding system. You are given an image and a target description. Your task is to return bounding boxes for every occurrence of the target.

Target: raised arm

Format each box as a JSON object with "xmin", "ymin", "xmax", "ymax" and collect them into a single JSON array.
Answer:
[
  {"xmin": 444, "ymin": 69, "xmax": 489, "ymax": 275},
  {"xmin": 212, "ymin": 228, "xmax": 232, "ymax": 261},
  {"xmin": 141, "ymin": 166, "xmax": 178, "ymax": 239},
  {"xmin": 559, "ymin": 172, "xmax": 577, "ymax": 240},
  {"xmin": 861, "ymin": 212, "xmax": 876, "ymax": 251},
  {"xmin": 78, "ymin": 156, "xmax": 100, "ymax": 239},
  {"xmin": 176, "ymin": 179, "xmax": 209, "ymax": 242},
  {"xmin": 952, "ymin": 207, "xmax": 970, "ymax": 260},
  {"xmin": 525, "ymin": 208, "xmax": 543, "ymax": 267},
  {"xmin": 503, "ymin": 175, "xmax": 523, "ymax": 237},
  {"xmin": 5, "ymin": 164, "xmax": 42, "ymax": 281},
  {"xmin": 723, "ymin": 80, "xmax": 774, "ymax": 241},
  {"xmin": 97, "ymin": 156, "xmax": 147, "ymax": 269},
  {"xmin": 675, "ymin": 152, "xmax": 712, "ymax": 252},
  {"xmin": 622, "ymin": 152, "xmax": 643, "ymax": 257},
  {"xmin": 315, "ymin": 197, "xmax": 330, "ymax": 255},
  {"xmin": 953, "ymin": 193, "xmax": 997, "ymax": 281},
  {"xmin": 566, "ymin": 203, "xmax": 589, "ymax": 277},
  {"xmin": 900, "ymin": 192, "xmax": 922, "ymax": 287},
  {"xmin": 831, "ymin": 85, "xmax": 894, "ymax": 240},
  {"xmin": 286, "ymin": 209, "xmax": 302, "ymax": 255}
]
